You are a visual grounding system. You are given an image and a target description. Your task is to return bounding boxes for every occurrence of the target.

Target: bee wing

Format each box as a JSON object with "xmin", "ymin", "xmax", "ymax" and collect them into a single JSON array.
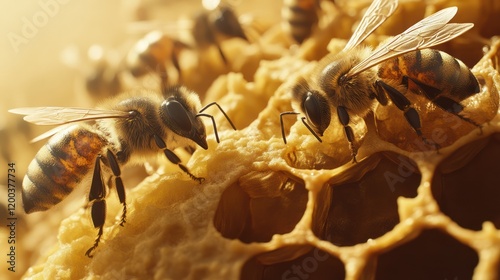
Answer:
[
  {"xmin": 9, "ymin": 107, "xmax": 130, "ymax": 125},
  {"xmin": 346, "ymin": 7, "xmax": 473, "ymax": 77},
  {"xmin": 342, "ymin": 0, "xmax": 399, "ymax": 52},
  {"xmin": 30, "ymin": 124, "xmax": 72, "ymax": 143}
]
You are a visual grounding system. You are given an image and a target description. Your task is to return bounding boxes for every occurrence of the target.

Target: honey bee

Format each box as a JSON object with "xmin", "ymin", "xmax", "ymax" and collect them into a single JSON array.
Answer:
[
  {"xmin": 106, "ymin": 3, "xmax": 247, "ymax": 96},
  {"xmin": 84, "ymin": 45, "xmax": 123, "ymax": 100},
  {"xmin": 280, "ymin": 0, "xmax": 480, "ymax": 162},
  {"xmin": 125, "ymin": 30, "xmax": 189, "ymax": 90},
  {"xmin": 192, "ymin": 2, "xmax": 248, "ymax": 65},
  {"xmin": 9, "ymin": 86, "xmax": 236, "ymax": 257},
  {"xmin": 282, "ymin": 0, "xmax": 320, "ymax": 44}
]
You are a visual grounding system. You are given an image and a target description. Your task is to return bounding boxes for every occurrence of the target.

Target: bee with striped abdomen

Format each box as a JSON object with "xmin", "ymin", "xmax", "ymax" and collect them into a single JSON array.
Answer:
[
  {"xmin": 280, "ymin": 0, "xmax": 480, "ymax": 162},
  {"xmin": 282, "ymin": 0, "xmax": 320, "ymax": 44},
  {"xmin": 10, "ymin": 86, "xmax": 236, "ymax": 257},
  {"xmin": 89, "ymin": 3, "xmax": 247, "ymax": 99},
  {"xmin": 125, "ymin": 30, "xmax": 189, "ymax": 90}
]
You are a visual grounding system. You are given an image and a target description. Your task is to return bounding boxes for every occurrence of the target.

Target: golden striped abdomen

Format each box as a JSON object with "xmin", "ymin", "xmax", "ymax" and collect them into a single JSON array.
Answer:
[
  {"xmin": 22, "ymin": 124, "xmax": 107, "ymax": 213},
  {"xmin": 378, "ymin": 49, "xmax": 480, "ymax": 101},
  {"xmin": 282, "ymin": 0, "xmax": 319, "ymax": 43}
]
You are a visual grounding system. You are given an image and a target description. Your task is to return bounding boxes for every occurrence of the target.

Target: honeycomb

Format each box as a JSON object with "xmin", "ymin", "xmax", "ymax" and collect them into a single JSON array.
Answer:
[{"xmin": 10, "ymin": 0, "xmax": 500, "ymax": 279}]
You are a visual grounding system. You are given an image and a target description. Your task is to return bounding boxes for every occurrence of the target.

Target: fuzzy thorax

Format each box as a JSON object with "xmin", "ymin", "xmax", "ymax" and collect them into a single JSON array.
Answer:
[{"xmin": 316, "ymin": 47, "xmax": 378, "ymax": 116}]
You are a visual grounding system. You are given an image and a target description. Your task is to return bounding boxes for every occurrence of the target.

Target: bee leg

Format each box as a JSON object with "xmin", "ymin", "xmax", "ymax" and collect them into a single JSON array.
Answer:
[
  {"xmin": 106, "ymin": 150, "xmax": 126, "ymax": 226},
  {"xmin": 215, "ymin": 42, "xmax": 228, "ymax": 65},
  {"xmin": 86, "ymin": 155, "xmax": 107, "ymax": 258},
  {"xmin": 432, "ymin": 96, "xmax": 483, "ymax": 133},
  {"xmin": 86, "ymin": 204, "xmax": 105, "ymax": 258},
  {"xmin": 337, "ymin": 106, "xmax": 358, "ymax": 163},
  {"xmin": 375, "ymin": 80, "xmax": 439, "ymax": 150},
  {"xmin": 156, "ymin": 63, "xmax": 169, "ymax": 96},
  {"xmin": 407, "ymin": 77, "xmax": 483, "ymax": 134},
  {"xmin": 153, "ymin": 134, "xmax": 205, "ymax": 183},
  {"xmin": 171, "ymin": 52, "xmax": 182, "ymax": 83}
]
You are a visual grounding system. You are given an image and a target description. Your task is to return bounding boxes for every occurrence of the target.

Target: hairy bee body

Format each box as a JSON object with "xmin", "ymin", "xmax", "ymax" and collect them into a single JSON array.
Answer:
[
  {"xmin": 314, "ymin": 47, "xmax": 480, "ymax": 116},
  {"xmin": 23, "ymin": 124, "xmax": 107, "ymax": 213},
  {"xmin": 314, "ymin": 46, "xmax": 377, "ymax": 116},
  {"xmin": 282, "ymin": 0, "xmax": 320, "ymax": 43},
  {"xmin": 11, "ymin": 86, "xmax": 236, "ymax": 257}
]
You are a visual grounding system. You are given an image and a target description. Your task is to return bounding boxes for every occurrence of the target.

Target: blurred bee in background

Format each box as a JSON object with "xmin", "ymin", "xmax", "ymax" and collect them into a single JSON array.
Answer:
[
  {"xmin": 192, "ymin": 1, "xmax": 248, "ymax": 64},
  {"xmin": 280, "ymin": 0, "xmax": 480, "ymax": 162},
  {"xmin": 83, "ymin": 45, "xmax": 123, "ymax": 100},
  {"xmin": 83, "ymin": 1, "xmax": 248, "ymax": 100},
  {"xmin": 125, "ymin": 30, "xmax": 190, "ymax": 91},
  {"xmin": 10, "ymin": 86, "xmax": 236, "ymax": 257},
  {"xmin": 81, "ymin": 32, "xmax": 190, "ymax": 101},
  {"xmin": 282, "ymin": 0, "xmax": 320, "ymax": 44}
]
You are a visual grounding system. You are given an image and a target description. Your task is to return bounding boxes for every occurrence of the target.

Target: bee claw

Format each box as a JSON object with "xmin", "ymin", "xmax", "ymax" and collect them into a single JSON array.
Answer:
[{"xmin": 196, "ymin": 177, "xmax": 205, "ymax": 184}]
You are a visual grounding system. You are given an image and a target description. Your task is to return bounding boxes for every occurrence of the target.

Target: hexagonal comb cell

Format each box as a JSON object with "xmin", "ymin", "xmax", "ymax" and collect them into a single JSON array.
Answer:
[
  {"xmin": 241, "ymin": 245, "xmax": 345, "ymax": 280},
  {"xmin": 432, "ymin": 134, "xmax": 500, "ymax": 230},
  {"xmin": 214, "ymin": 171, "xmax": 308, "ymax": 243},
  {"xmin": 375, "ymin": 229, "xmax": 479, "ymax": 279},
  {"xmin": 312, "ymin": 152, "xmax": 419, "ymax": 246}
]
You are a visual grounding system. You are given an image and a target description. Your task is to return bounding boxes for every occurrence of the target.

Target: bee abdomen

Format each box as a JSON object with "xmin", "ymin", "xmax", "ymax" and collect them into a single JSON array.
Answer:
[
  {"xmin": 22, "ymin": 125, "xmax": 106, "ymax": 213},
  {"xmin": 282, "ymin": 0, "xmax": 319, "ymax": 43},
  {"xmin": 382, "ymin": 49, "xmax": 479, "ymax": 101}
]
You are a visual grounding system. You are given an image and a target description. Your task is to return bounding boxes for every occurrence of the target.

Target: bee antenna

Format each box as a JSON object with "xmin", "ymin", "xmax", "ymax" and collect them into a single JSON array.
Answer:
[
  {"xmin": 196, "ymin": 113, "xmax": 220, "ymax": 143},
  {"xmin": 279, "ymin": 111, "xmax": 300, "ymax": 144},
  {"xmin": 300, "ymin": 116, "xmax": 322, "ymax": 143},
  {"xmin": 196, "ymin": 102, "xmax": 236, "ymax": 142},
  {"xmin": 199, "ymin": 102, "xmax": 236, "ymax": 129},
  {"xmin": 279, "ymin": 112, "xmax": 323, "ymax": 144}
]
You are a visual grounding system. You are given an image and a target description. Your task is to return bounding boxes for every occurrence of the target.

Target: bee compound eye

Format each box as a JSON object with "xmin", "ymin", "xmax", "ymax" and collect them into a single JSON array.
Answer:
[
  {"xmin": 303, "ymin": 92, "xmax": 323, "ymax": 129},
  {"xmin": 161, "ymin": 100, "xmax": 193, "ymax": 133}
]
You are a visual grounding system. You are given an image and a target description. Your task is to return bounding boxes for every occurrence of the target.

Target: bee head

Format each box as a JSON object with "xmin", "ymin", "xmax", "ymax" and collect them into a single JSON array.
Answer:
[
  {"xmin": 291, "ymin": 79, "xmax": 331, "ymax": 140},
  {"xmin": 160, "ymin": 87, "xmax": 208, "ymax": 150},
  {"xmin": 301, "ymin": 91, "xmax": 331, "ymax": 137}
]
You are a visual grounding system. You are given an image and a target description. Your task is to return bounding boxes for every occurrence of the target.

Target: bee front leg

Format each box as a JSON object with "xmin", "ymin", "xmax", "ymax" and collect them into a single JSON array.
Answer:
[
  {"xmin": 337, "ymin": 106, "xmax": 358, "ymax": 163},
  {"xmin": 375, "ymin": 80, "xmax": 440, "ymax": 150},
  {"xmin": 86, "ymin": 155, "xmax": 107, "ymax": 258},
  {"xmin": 106, "ymin": 150, "xmax": 126, "ymax": 226},
  {"xmin": 152, "ymin": 134, "xmax": 205, "ymax": 183},
  {"xmin": 215, "ymin": 42, "xmax": 228, "ymax": 65}
]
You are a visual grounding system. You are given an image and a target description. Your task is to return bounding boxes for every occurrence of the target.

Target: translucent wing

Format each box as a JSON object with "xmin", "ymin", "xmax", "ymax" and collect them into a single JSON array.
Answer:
[
  {"xmin": 9, "ymin": 107, "xmax": 131, "ymax": 125},
  {"xmin": 30, "ymin": 124, "xmax": 72, "ymax": 143},
  {"xmin": 346, "ymin": 7, "xmax": 473, "ymax": 77},
  {"xmin": 342, "ymin": 0, "xmax": 399, "ymax": 52}
]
